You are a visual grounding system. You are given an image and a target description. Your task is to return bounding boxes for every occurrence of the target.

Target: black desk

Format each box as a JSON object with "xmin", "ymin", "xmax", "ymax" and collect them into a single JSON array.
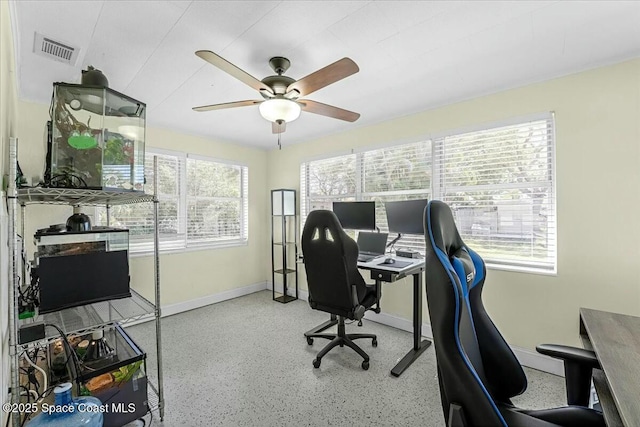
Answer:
[
  {"xmin": 580, "ymin": 308, "xmax": 640, "ymax": 427},
  {"xmin": 304, "ymin": 256, "xmax": 431, "ymax": 377}
]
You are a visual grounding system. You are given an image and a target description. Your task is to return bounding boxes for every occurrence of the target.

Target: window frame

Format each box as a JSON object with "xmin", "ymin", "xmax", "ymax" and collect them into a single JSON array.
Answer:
[
  {"xmin": 100, "ymin": 147, "xmax": 249, "ymax": 256},
  {"xmin": 185, "ymin": 152, "xmax": 249, "ymax": 249},
  {"xmin": 300, "ymin": 112, "xmax": 556, "ymax": 274}
]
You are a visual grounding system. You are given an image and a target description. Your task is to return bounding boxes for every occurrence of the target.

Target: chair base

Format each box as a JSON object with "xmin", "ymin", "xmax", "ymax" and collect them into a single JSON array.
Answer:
[
  {"xmin": 304, "ymin": 314, "xmax": 338, "ymax": 337},
  {"xmin": 306, "ymin": 316, "xmax": 377, "ymax": 370}
]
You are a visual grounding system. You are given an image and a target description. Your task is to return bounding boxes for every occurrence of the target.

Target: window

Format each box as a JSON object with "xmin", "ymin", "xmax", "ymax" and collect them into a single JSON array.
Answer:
[
  {"xmin": 301, "ymin": 113, "xmax": 556, "ymax": 273},
  {"xmin": 300, "ymin": 153, "xmax": 357, "ymax": 218},
  {"xmin": 186, "ymin": 155, "xmax": 248, "ymax": 247},
  {"xmin": 361, "ymin": 141, "xmax": 432, "ymax": 254},
  {"xmin": 433, "ymin": 117, "xmax": 555, "ymax": 272},
  {"xmin": 302, "ymin": 141, "xmax": 431, "ymax": 254},
  {"xmin": 99, "ymin": 149, "xmax": 248, "ymax": 253}
]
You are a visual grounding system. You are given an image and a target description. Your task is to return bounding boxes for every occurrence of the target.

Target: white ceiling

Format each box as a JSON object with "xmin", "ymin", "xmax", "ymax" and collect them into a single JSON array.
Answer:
[{"xmin": 11, "ymin": 1, "xmax": 640, "ymax": 149}]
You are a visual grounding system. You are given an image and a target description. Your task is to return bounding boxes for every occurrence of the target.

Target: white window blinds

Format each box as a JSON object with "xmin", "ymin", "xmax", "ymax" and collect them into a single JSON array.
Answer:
[
  {"xmin": 98, "ymin": 149, "xmax": 248, "ymax": 253},
  {"xmin": 433, "ymin": 116, "xmax": 555, "ymax": 272},
  {"xmin": 361, "ymin": 142, "xmax": 431, "ymax": 253},
  {"xmin": 98, "ymin": 151, "xmax": 184, "ymax": 252},
  {"xmin": 186, "ymin": 156, "xmax": 248, "ymax": 246},
  {"xmin": 301, "ymin": 153, "xmax": 357, "ymax": 220},
  {"xmin": 301, "ymin": 141, "xmax": 431, "ymax": 253},
  {"xmin": 300, "ymin": 113, "xmax": 556, "ymax": 273}
]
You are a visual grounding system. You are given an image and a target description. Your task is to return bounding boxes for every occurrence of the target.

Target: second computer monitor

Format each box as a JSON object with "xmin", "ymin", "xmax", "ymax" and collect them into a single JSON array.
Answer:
[
  {"xmin": 332, "ymin": 201, "xmax": 376, "ymax": 230},
  {"xmin": 384, "ymin": 199, "xmax": 429, "ymax": 235}
]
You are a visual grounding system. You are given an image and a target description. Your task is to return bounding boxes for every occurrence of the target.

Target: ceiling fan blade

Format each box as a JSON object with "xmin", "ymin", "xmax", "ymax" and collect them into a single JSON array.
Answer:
[
  {"xmin": 298, "ymin": 100, "xmax": 360, "ymax": 122},
  {"xmin": 272, "ymin": 121, "xmax": 287, "ymax": 134},
  {"xmin": 286, "ymin": 58, "xmax": 359, "ymax": 97},
  {"xmin": 192, "ymin": 100, "xmax": 262, "ymax": 112},
  {"xmin": 196, "ymin": 50, "xmax": 274, "ymax": 95}
]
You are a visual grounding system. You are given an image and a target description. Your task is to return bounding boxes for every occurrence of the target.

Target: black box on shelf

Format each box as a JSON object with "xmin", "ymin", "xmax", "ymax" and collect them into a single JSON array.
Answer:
[
  {"xmin": 396, "ymin": 249, "xmax": 421, "ymax": 259},
  {"xmin": 18, "ymin": 322, "xmax": 45, "ymax": 344}
]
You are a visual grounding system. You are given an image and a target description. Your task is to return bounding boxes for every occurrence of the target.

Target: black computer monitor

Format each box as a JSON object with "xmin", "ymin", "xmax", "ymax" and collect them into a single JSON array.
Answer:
[
  {"xmin": 384, "ymin": 199, "xmax": 429, "ymax": 235},
  {"xmin": 38, "ymin": 250, "xmax": 131, "ymax": 313},
  {"xmin": 332, "ymin": 201, "xmax": 376, "ymax": 230}
]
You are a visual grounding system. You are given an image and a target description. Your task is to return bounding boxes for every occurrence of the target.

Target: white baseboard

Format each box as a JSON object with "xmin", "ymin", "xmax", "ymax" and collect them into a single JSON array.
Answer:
[
  {"xmin": 299, "ymin": 288, "xmax": 563, "ymax": 376},
  {"xmin": 161, "ymin": 281, "xmax": 267, "ymax": 318},
  {"xmin": 126, "ymin": 282, "xmax": 268, "ymax": 328},
  {"xmin": 512, "ymin": 346, "xmax": 564, "ymax": 377},
  {"xmin": 266, "ymin": 281, "xmax": 299, "ymax": 297}
]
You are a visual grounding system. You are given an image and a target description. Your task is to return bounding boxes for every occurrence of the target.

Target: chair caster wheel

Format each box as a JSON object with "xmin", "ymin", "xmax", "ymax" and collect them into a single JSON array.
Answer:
[
  {"xmin": 358, "ymin": 320, "xmax": 363, "ymax": 327},
  {"xmin": 361, "ymin": 360, "xmax": 369, "ymax": 370},
  {"xmin": 372, "ymin": 338, "xmax": 378, "ymax": 347},
  {"xmin": 306, "ymin": 337, "xmax": 313, "ymax": 345},
  {"xmin": 374, "ymin": 307, "xmax": 381, "ymax": 314},
  {"xmin": 313, "ymin": 359, "xmax": 321, "ymax": 368}
]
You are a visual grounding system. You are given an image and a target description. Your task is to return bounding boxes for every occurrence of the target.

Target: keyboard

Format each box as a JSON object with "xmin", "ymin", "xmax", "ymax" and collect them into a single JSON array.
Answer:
[{"xmin": 357, "ymin": 253, "xmax": 380, "ymax": 263}]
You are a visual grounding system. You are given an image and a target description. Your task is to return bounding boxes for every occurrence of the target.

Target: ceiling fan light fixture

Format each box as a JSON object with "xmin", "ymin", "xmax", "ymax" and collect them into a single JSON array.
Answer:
[{"xmin": 259, "ymin": 98, "xmax": 301, "ymax": 123}]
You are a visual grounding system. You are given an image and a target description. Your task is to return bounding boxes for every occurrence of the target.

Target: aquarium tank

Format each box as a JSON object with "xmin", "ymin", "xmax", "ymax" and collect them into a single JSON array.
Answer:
[{"xmin": 49, "ymin": 83, "xmax": 145, "ymax": 191}]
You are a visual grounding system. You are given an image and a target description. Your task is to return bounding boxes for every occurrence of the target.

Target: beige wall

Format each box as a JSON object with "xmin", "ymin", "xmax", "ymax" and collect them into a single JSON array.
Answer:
[
  {"xmin": 6, "ymin": 25, "xmax": 640, "ymax": 358},
  {"xmin": 267, "ymin": 58, "xmax": 640, "ymax": 351},
  {"xmin": 0, "ymin": 0, "xmax": 17, "ymax": 162},
  {"xmin": 0, "ymin": 0, "xmax": 18, "ymax": 413},
  {"xmin": 16, "ymin": 100, "xmax": 270, "ymax": 306}
]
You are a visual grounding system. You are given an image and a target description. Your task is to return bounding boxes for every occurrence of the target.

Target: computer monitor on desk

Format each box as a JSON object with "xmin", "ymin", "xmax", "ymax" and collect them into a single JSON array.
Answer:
[
  {"xmin": 332, "ymin": 201, "xmax": 376, "ymax": 230},
  {"xmin": 384, "ymin": 199, "xmax": 429, "ymax": 250}
]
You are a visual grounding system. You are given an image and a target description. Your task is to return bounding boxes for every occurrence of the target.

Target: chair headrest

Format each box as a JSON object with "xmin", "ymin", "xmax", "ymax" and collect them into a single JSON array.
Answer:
[
  {"xmin": 426, "ymin": 200, "xmax": 483, "ymax": 292},
  {"xmin": 426, "ymin": 200, "xmax": 465, "ymax": 257},
  {"xmin": 302, "ymin": 210, "xmax": 346, "ymax": 247},
  {"xmin": 305, "ymin": 210, "xmax": 343, "ymax": 232}
]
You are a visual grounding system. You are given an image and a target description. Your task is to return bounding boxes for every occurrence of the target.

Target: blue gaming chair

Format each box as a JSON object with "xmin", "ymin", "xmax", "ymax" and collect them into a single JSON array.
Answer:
[{"xmin": 424, "ymin": 200, "xmax": 604, "ymax": 427}]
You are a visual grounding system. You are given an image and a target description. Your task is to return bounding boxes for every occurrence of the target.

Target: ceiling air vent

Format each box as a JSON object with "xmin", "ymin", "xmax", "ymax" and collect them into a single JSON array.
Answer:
[{"xmin": 33, "ymin": 32, "xmax": 79, "ymax": 65}]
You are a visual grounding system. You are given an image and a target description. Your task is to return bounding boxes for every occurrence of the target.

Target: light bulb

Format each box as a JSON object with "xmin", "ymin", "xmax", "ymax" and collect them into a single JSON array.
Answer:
[{"xmin": 259, "ymin": 99, "xmax": 301, "ymax": 123}]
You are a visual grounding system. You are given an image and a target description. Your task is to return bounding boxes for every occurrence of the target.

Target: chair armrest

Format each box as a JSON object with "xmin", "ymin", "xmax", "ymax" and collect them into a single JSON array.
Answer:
[
  {"xmin": 448, "ymin": 403, "xmax": 468, "ymax": 427},
  {"xmin": 536, "ymin": 344, "xmax": 600, "ymax": 369},
  {"xmin": 536, "ymin": 344, "xmax": 599, "ymax": 407},
  {"xmin": 350, "ymin": 284, "xmax": 365, "ymax": 320}
]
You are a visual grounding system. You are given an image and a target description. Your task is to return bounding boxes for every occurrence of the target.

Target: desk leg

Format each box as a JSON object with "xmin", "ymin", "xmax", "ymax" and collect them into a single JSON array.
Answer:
[
  {"xmin": 374, "ymin": 279, "xmax": 382, "ymax": 313},
  {"xmin": 391, "ymin": 272, "xmax": 432, "ymax": 377},
  {"xmin": 304, "ymin": 314, "xmax": 338, "ymax": 337}
]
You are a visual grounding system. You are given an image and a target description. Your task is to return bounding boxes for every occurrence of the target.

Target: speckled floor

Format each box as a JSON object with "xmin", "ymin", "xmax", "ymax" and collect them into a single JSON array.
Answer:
[{"xmin": 125, "ymin": 291, "xmax": 566, "ymax": 427}]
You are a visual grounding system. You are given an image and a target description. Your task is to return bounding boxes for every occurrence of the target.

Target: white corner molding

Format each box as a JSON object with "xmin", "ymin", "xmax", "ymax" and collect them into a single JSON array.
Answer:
[
  {"xmin": 160, "ymin": 281, "xmax": 268, "ymax": 318},
  {"xmin": 511, "ymin": 345, "xmax": 564, "ymax": 377},
  {"xmin": 126, "ymin": 281, "xmax": 269, "ymax": 328},
  {"xmin": 266, "ymin": 281, "xmax": 300, "ymax": 297}
]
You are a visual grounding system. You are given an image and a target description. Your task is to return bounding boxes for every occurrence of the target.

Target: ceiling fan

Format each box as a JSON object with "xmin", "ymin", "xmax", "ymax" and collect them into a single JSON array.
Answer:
[{"xmin": 192, "ymin": 50, "xmax": 361, "ymax": 138}]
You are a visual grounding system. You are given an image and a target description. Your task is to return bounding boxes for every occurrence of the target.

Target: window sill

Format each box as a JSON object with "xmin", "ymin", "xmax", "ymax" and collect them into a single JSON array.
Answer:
[
  {"xmin": 129, "ymin": 240, "xmax": 248, "ymax": 258},
  {"xmin": 485, "ymin": 262, "xmax": 557, "ymax": 276}
]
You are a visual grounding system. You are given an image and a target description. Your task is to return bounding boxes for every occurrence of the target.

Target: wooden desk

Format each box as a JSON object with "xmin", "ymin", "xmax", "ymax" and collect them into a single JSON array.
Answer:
[{"xmin": 580, "ymin": 308, "xmax": 640, "ymax": 427}]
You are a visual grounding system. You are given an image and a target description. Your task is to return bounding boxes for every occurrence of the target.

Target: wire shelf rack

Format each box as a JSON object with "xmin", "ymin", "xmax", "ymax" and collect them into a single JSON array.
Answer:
[
  {"xmin": 9, "ymin": 141, "xmax": 165, "ymax": 426},
  {"xmin": 19, "ymin": 290, "xmax": 155, "ymax": 345},
  {"xmin": 17, "ymin": 187, "xmax": 154, "ymax": 206},
  {"xmin": 147, "ymin": 381, "xmax": 160, "ymax": 413}
]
